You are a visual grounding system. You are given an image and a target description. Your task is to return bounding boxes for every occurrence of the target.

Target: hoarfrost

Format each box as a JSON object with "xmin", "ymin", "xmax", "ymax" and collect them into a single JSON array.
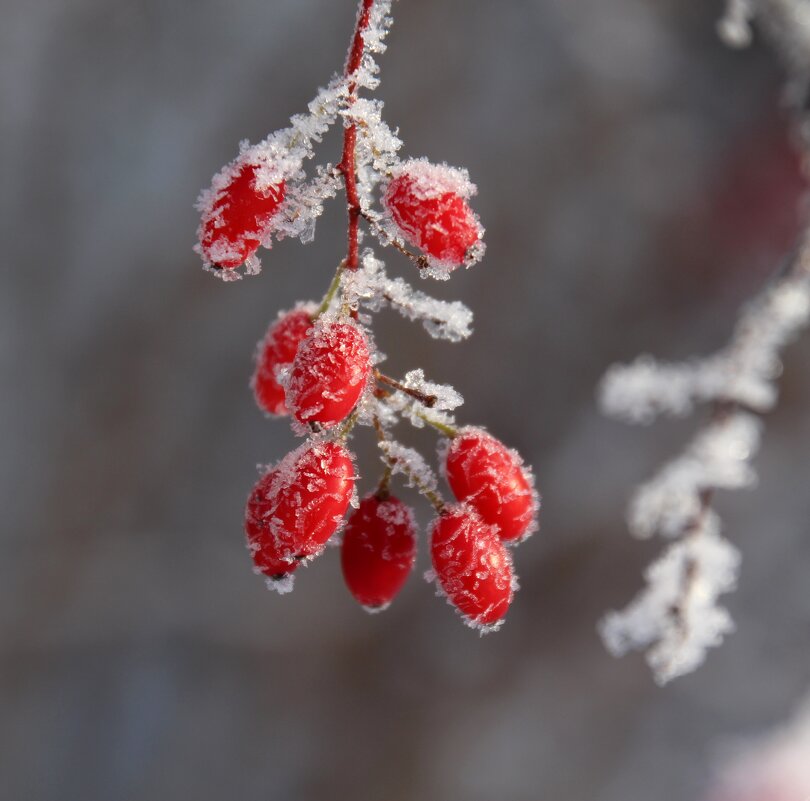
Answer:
[
  {"xmin": 388, "ymin": 158, "xmax": 478, "ymax": 201},
  {"xmin": 342, "ymin": 249, "xmax": 474, "ymax": 341},
  {"xmin": 628, "ymin": 412, "xmax": 761, "ymax": 539},
  {"xmin": 377, "ymin": 439, "xmax": 438, "ymax": 494},
  {"xmin": 397, "ymin": 369, "xmax": 463, "ymax": 411},
  {"xmin": 274, "ymin": 167, "xmax": 342, "ymax": 244},
  {"xmin": 600, "ymin": 278, "xmax": 810, "ymax": 423},
  {"xmin": 600, "ymin": 511, "xmax": 740, "ymax": 685},
  {"xmin": 599, "ymin": 209, "xmax": 810, "ymax": 679},
  {"xmin": 265, "ymin": 574, "xmax": 296, "ymax": 595}
]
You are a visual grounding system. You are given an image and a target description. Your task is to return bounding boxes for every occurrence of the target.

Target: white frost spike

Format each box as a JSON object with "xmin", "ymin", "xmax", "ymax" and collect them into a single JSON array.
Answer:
[
  {"xmin": 380, "ymin": 368, "xmax": 463, "ymax": 430},
  {"xmin": 599, "ymin": 512, "xmax": 740, "ymax": 685},
  {"xmin": 352, "ymin": 0, "xmax": 394, "ymax": 91},
  {"xmin": 348, "ymin": 98, "xmax": 402, "ymax": 180},
  {"xmin": 264, "ymin": 574, "xmax": 295, "ymax": 595},
  {"xmin": 274, "ymin": 167, "xmax": 342, "ymax": 245},
  {"xmin": 378, "ymin": 439, "xmax": 438, "ymax": 494},
  {"xmin": 628, "ymin": 412, "xmax": 761, "ymax": 539},
  {"xmin": 342, "ymin": 249, "xmax": 474, "ymax": 341},
  {"xmin": 399, "ymin": 369, "xmax": 463, "ymax": 411}
]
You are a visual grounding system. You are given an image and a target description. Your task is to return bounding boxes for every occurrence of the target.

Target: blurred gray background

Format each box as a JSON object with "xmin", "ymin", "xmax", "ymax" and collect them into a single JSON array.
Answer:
[{"xmin": 2, "ymin": 1, "xmax": 810, "ymax": 799}]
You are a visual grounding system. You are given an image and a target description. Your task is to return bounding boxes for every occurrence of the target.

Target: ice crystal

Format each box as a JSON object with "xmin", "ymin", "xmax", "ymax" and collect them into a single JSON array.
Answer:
[{"xmin": 377, "ymin": 439, "xmax": 438, "ymax": 494}]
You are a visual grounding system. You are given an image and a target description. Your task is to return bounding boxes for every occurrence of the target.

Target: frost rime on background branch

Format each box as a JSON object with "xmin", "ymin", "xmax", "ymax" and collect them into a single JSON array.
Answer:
[{"xmin": 598, "ymin": 0, "xmax": 810, "ymax": 684}]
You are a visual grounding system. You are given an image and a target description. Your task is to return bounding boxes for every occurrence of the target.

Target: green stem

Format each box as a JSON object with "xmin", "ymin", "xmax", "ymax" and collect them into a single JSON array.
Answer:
[
  {"xmin": 337, "ymin": 407, "xmax": 360, "ymax": 440},
  {"xmin": 375, "ymin": 464, "xmax": 393, "ymax": 499},
  {"xmin": 314, "ymin": 260, "xmax": 347, "ymax": 319},
  {"xmin": 415, "ymin": 411, "xmax": 458, "ymax": 439},
  {"xmin": 372, "ymin": 416, "xmax": 445, "ymax": 512},
  {"xmin": 374, "ymin": 385, "xmax": 459, "ymax": 438}
]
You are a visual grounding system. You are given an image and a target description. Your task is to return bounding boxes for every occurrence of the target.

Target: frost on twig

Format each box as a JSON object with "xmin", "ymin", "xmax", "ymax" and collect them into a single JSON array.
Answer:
[
  {"xmin": 598, "ymin": 0, "xmax": 810, "ymax": 684},
  {"xmin": 599, "ymin": 238, "xmax": 810, "ymax": 682},
  {"xmin": 627, "ymin": 411, "xmax": 761, "ymax": 540},
  {"xmin": 342, "ymin": 249, "xmax": 474, "ymax": 341},
  {"xmin": 599, "ymin": 277, "xmax": 810, "ymax": 424},
  {"xmin": 600, "ymin": 508, "xmax": 740, "ymax": 685}
]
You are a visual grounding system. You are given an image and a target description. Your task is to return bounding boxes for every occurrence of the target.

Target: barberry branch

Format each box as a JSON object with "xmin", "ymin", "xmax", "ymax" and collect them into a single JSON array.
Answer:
[
  {"xmin": 375, "ymin": 369, "xmax": 439, "ymax": 407},
  {"xmin": 314, "ymin": 259, "xmax": 347, "ymax": 318},
  {"xmin": 196, "ymin": 0, "xmax": 536, "ymax": 627},
  {"xmin": 599, "ymin": 0, "xmax": 810, "ymax": 684}
]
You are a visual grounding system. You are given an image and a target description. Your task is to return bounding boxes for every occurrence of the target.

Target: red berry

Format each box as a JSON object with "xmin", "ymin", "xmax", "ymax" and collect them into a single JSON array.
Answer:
[
  {"xmin": 245, "ymin": 441, "xmax": 356, "ymax": 573},
  {"xmin": 384, "ymin": 162, "xmax": 481, "ymax": 265},
  {"xmin": 341, "ymin": 493, "xmax": 417, "ymax": 610},
  {"xmin": 199, "ymin": 162, "xmax": 285, "ymax": 270},
  {"xmin": 429, "ymin": 503, "xmax": 515, "ymax": 629},
  {"xmin": 252, "ymin": 306, "xmax": 314, "ymax": 416},
  {"xmin": 444, "ymin": 427, "xmax": 538, "ymax": 543},
  {"xmin": 286, "ymin": 320, "xmax": 371, "ymax": 429}
]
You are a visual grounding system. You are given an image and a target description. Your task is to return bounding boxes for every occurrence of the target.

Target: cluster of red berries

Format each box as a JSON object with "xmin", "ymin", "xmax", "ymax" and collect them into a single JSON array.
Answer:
[
  {"xmin": 246, "ymin": 312, "xmax": 537, "ymax": 627},
  {"xmin": 238, "ymin": 298, "xmax": 538, "ymax": 627},
  {"xmin": 196, "ymin": 0, "xmax": 539, "ymax": 631}
]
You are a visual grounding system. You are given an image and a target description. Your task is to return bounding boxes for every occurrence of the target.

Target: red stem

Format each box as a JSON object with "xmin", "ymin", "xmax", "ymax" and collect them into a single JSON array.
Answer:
[{"xmin": 339, "ymin": 0, "xmax": 375, "ymax": 270}]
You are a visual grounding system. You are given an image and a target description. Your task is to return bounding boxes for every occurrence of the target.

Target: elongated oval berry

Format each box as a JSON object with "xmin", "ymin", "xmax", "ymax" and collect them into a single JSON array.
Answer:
[
  {"xmin": 245, "ymin": 440, "xmax": 356, "ymax": 575},
  {"xmin": 286, "ymin": 320, "xmax": 371, "ymax": 429},
  {"xmin": 198, "ymin": 161, "xmax": 285, "ymax": 270},
  {"xmin": 252, "ymin": 305, "xmax": 315, "ymax": 416},
  {"xmin": 444, "ymin": 427, "xmax": 539, "ymax": 543},
  {"xmin": 341, "ymin": 494, "xmax": 417, "ymax": 610},
  {"xmin": 384, "ymin": 160, "xmax": 482, "ymax": 266},
  {"xmin": 430, "ymin": 503, "xmax": 515, "ymax": 629}
]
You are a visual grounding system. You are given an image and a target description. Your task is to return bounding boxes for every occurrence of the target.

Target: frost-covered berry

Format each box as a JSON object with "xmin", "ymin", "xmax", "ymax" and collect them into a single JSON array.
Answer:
[
  {"xmin": 286, "ymin": 320, "xmax": 371, "ymax": 428},
  {"xmin": 384, "ymin": 160, "xmax": 482, "ymax": 266},
  {"xmin": 341, "ymin": 493, "xmax": 417, "ymax": 611},
  {"xmin": 444, "ymin": 427, "xmax": 539, "ymax": 543},
  {"xmin": 252, "ymin": 305, "xmax": 314, "ymax": 416},
  {"xmin": 245, "ymin": 441, "xmax": 356, "ymax": 573},
  {"xmin": 429, "ymin": 503, "xmax": 515, "ymax": 629},
  {"xmin": 199, "ymin": 162, "xmax": 285, "ymax": 270}
]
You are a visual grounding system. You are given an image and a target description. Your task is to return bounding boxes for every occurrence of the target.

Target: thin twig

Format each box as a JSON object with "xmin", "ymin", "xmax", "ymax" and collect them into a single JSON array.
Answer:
[
  {"xmin": 372, "ymin": 416, "xmax": 445, "ymax": 511},
  {"xmin": 375, "ymin": 369, "xmax": 438, "ymax": 407}
]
